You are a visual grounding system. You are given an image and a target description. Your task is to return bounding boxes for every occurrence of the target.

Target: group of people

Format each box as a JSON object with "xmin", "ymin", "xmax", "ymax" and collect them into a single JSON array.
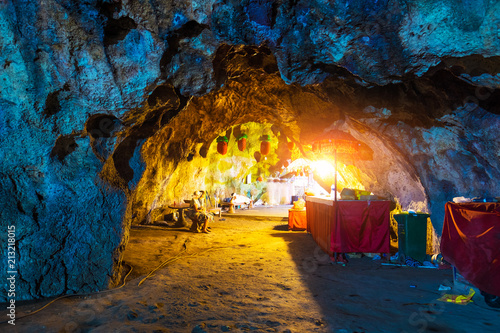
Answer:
[
  {"xmin": 184, "ymin": 190, "xmax": 252, "ymax": 233},
  {"xmin": 186, "ymin": 190, "xmax": 214, "ymax": 233}
]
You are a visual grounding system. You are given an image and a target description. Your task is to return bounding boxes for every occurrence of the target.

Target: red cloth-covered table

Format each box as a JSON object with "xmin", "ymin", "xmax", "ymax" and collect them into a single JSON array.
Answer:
[
  {"xmin": 288, "ymin": 209, "xmax": 307, "ymax": 231},
  {"xmin": 441, "ymin": 202, "xmax": 500, "ymax": 297},
  {"xmin": 306, "ymin": 197, "xmax": 335, "ymax": 255},
  {"xmin": 332, "ymin": 200, "xmax": 391, "ymax": 254},
  {"xmin": 306, "ymin": 197, "xmax": 391, "ymax": 256}
]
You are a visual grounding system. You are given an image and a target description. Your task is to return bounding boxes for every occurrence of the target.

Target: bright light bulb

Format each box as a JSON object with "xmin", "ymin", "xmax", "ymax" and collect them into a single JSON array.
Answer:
[{"xmin": 311, "ymin": 160, "xmax": 335, "ymax": 178}]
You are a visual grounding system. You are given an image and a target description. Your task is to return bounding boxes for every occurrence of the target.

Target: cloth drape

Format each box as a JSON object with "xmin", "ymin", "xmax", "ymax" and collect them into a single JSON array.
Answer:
[
  {"xmin": 441, "ymin": 202, "xmax": 500, "ymax": 297},
  {"xmin": 288, "ymin": 209, "xmax": 307, "ymax": 231},
  {"xmin": 331, "ymin": 201, "xmax": 390, "ymax": 253}
]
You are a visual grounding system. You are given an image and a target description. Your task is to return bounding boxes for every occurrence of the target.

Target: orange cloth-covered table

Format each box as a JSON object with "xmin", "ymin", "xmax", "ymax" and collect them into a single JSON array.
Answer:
[
  {"xmin": 288, "ymin": 209, "xmax": 307, "ymax": 231},
  {"xmin": 306, "ymin": 197, "xmax": 391, "ymax": 255}
]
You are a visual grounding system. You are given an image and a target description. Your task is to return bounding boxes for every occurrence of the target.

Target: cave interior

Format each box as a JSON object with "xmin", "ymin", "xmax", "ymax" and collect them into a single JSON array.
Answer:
[{"xmin": 0, "ymin": 0, "xmax": 499, "ymax": 305}]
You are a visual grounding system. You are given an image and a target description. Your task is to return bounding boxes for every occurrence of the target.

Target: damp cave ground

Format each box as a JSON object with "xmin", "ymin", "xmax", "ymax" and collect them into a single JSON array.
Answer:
[{"xmin": 5, "ymin": 213, "xmax": 500, "ymax": 333}]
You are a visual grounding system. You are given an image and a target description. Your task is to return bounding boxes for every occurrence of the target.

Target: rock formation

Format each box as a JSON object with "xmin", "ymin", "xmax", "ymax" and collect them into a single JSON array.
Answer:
[{"xmin": 0, "ymin": 0, "xmax": 498, "ymax": 300}]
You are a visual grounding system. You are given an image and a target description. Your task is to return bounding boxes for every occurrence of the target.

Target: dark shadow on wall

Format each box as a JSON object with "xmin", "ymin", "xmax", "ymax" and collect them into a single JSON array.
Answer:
[{"xmin": 50, "ymin": 134, "xmax": 78, "ymax": 162}]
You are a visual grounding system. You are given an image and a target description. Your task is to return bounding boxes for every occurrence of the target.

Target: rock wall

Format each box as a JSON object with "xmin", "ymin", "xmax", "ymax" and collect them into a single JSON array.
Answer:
[{"xmin": 0, "ymin": 0, "xmax": 499, "ymax": 300}]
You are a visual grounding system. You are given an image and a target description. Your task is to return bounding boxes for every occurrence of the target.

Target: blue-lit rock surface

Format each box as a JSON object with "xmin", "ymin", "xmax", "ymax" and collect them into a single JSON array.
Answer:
[{"xmin": 0, "ymin": 0, "xmax": 499, "ymax": 300}]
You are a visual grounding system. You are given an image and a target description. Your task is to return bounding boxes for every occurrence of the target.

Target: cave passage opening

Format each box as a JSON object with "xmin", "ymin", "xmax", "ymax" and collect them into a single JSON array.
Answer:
[{"xmin": 197, "ymin": 122, "xmax": 379, "ymax": 207}]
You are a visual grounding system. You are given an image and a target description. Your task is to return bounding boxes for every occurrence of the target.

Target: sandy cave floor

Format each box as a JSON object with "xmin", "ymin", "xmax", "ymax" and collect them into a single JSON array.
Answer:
[{"xmin": 3, "ymin": 214, "xmax": 500, "ymax": 333}]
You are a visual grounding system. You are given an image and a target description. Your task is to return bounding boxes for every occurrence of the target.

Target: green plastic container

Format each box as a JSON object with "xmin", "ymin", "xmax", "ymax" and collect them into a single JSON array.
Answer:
[{"xmin": 394, "ymin": 213, "xmax": 430, "ymax": 264}]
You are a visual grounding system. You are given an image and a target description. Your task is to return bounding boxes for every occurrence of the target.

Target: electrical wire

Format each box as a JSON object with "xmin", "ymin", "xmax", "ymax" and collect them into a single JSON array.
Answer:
[
  {"xmin": 0, "ymin": 264, "xmax": 133, "ymax": 325},
  {"xmin": 137, "ymin": 245, "xmax": 238, "ymax": 286},
  {"xmin": 1, "ymin": 244, "xmax": 247, "ymax": 325},
  {"xmin": 138, "ymin": 249, "xmax": 187, "ymax": 286}
]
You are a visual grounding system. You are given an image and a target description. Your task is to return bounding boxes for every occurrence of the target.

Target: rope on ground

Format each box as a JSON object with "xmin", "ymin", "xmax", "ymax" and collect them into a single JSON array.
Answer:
[
  {"xmin": 138, "ymin": 249, "xmax": 188, "ymax": 286},
  {"xmin": 1, "ymin": 244, "xmax": 251, "ymax": 324},
  {"xmin": 0, "ymin": 263, "xmax": 134, "ymax": 325},
  {"xmin": 137, "ymin": 245, "xmax": 243, "ymax": 286}
]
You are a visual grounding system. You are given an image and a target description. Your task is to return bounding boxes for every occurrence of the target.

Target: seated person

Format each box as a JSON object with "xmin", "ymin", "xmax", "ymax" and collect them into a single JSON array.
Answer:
[
  {"xmin": 186, "ymin": 191, "xmax": 211, "ymax": 233},
  {"xmin": 199, "ymin": 190, "xmax": 215, "ymax": 223},
  {"xmin": 221, "ymin": 193, "xmax": 252, "ymax": 209},
  {"xmin": 231, "ymin": 193, "xmax": 252, "ymax": 208}
]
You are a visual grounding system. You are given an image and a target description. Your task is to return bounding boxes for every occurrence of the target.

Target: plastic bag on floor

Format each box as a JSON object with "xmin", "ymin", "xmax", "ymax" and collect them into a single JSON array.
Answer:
[
  {"xmin": 405, "ymin": 256, "xmax": 422, "ymax": 267},
  {"xmin": 437, "ymin": 288, "xmax": 475, "ymax": 305}
]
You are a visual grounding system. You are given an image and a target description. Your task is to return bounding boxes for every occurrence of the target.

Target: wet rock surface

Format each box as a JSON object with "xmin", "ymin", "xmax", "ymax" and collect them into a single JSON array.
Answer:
[{"xmin": 0, "ymin": 0, "xmax": 499, "ymax": 300}]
